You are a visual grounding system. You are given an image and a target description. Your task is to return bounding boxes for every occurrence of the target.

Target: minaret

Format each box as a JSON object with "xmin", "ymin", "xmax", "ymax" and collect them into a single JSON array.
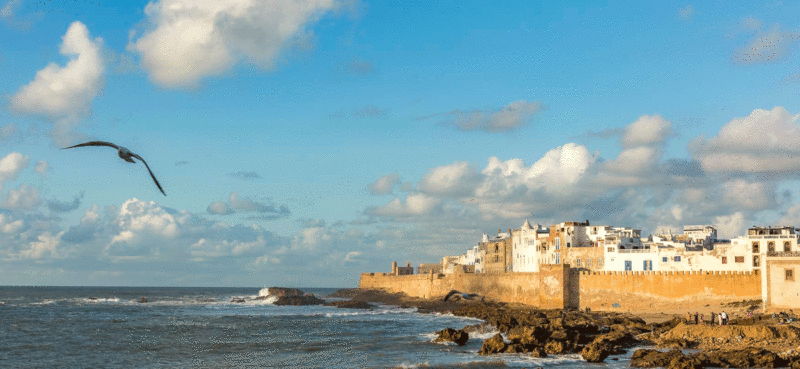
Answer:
[
  {"xmin": 392, "ymin": 261, "xmax": 398, "ymax": 275},
  {"xmin": 482, "ymin": 233, "xmax": 489, "ymax": 243}
]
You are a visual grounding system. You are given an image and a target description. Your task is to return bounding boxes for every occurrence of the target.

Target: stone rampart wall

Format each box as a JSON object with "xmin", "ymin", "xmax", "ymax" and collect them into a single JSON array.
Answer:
[
  {"xmin": 359, "ymin": 267, "xmax": 762, "ymax": 311},
  {"xmin": 575, "ymin": 270, "xmax": 761, "ymax": 311},
  {"xmin": 358, "ymin": 264, "xmax": 568, "ymax": 308}
]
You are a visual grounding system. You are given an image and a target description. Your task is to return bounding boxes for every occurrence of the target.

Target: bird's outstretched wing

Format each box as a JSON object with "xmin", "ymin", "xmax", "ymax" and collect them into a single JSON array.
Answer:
[
  {"xmin": 131, "ymin": 153, "xmax": 167, "ymax": 196},
  {"xmin": 61, "ymin": 141, "xmax": 121, "ymax": 150}
]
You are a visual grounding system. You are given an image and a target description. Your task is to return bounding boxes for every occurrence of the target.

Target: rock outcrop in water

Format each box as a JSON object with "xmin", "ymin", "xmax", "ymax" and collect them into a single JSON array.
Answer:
[
  {"xmin": 257, "ymin": 287, "xmax": 324, "ymax": 306},
  {"xmin": 433, "ymin": 327, "xmax": 469, "ymax": 346}
]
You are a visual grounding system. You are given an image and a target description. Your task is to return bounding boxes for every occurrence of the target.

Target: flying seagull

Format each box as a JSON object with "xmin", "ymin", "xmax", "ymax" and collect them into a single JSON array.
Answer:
[{"xmin": 62, "ymin": 141, "xmax": 166, "ymax": 196}]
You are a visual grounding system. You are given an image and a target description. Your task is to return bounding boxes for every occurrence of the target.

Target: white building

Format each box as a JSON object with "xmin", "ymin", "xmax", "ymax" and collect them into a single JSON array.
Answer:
[{"xmin": 512, "ymin": 220, "xmax": 549, "ymax": 272}]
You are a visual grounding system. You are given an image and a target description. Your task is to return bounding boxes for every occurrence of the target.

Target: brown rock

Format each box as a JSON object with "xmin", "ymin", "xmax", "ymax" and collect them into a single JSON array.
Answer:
[
  {"xmin": 478, "ymin": 333, "xmax": 507, "ymax": 355},
  {"xmin": 434, "ymin": 328, "xmax": 469, "ymax": 346},
  {"xmin": 529, "ymin": 346, "xmax": 547, "ymax": 358},
  {"xmin": 630, "ymin": 349, "xmax": 685, "ymax": 368},
  {"xmin": 581, "ymin": 342, "xmax": 611, "ymax": 363},
  {"xmin": 544, "ymin": 341, "xmax": 566, "ymax": 355}
]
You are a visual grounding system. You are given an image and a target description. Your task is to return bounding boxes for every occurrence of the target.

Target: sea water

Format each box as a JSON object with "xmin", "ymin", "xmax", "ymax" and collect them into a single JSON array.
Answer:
[{"xmin": 0, "ymin": 286, "xmax": 641, "ymax": 368}]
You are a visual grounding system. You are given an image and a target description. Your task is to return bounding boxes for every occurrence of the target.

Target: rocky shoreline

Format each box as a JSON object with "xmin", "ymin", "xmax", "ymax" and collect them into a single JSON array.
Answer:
[{"xmin": 330, "ymin": 288, "xmax": 800, "ymax": 368}]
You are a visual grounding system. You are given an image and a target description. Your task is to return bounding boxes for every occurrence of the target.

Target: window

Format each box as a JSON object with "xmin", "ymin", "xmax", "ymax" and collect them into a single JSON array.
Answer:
[
  {"xmin": 662, "ymin": 257, "xmax": 668, "ymax": 263},
  {"xmin": 555, "ymin": 254, "xmax": 560, "ymax": 264},
  {"xmin": 643, "ymin": 260, "xmax": 652, "ymax": 271},
  {"xmin": 753, "ymin": 256, "xmax": 760, "ymax": 267},
  {"xmin": 721, "ymin": 256, "xmax": 727, "ymax": 264},
  {"xmin": 567, "ymin": 242, "xmax": 571, "ymax": 248},
  {"xmin": 624, "ymin": 260, "xmax": 632, "ymax": 271},
  {"xmin": 575, "ymin": 259, "xmax": 581, "ymax": 267},
  {"xmin": 607, "ymin": 247, "xmax": 615, "ymax": 252},
  {"xmin": 555, "ymin": 239, "xmax": 560, "ymax": 250},
  {"xmin": 735, "ymin": 256, "xmax": 744, "ymax": 263},
  {"xmin": 785, "ymin": 242, "xmax": 792, "ymax": 252},
  {"xmin": 597, "ymin": 258, "xmax": 603, "ymax": 267},
  {"xmin": 752, "ymin": 242, "xmax": 760, "ymax": 253},
  {"xmin": 787, "ymin": 269, "xmax": 794, "ymax": 282},
  {"xmin": 587, "ymin": 259, "xmax": 593, "ymax": 268},
  {"xmin": 768, "ymin": 242, "xmax": 775, "ymax": 253},
  {"xmin": 673, "ymin": 256, "xmax": 681, "ymax": 262}
]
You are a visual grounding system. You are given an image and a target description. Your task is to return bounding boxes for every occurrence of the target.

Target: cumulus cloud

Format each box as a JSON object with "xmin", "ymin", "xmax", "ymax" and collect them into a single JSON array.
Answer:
[
  {"xmin": 691, "ymin": 106, "xmax": 800, "ymax": 173},
  {"xmin": 128, "ymin": 0, "xmax": 341, "ymax": 88},
  {"xmin": 418, "ymin": 162, "xmax": 481, "ymax": 197},
  {"xmin": 0, "ymin": 152, "xmax": 28, "ymax": 191},
  {"xmin": 368, "ymin": 173, "xmax": 400, "ymax": 195},
  {"xmin": 369, "ymin": 193, "xmax": 442, "ymax": 218},
  {"xmin": 416, "ymin": 100, "xmax": 545, "ymax": 133},
  {"xmin": 10, "ymin": 21, "xmax": 104, "ymax": 146},
  {"xmin": 365, "ymin": 109, "xmax": 800, "ymax": 240},
  {"xmin": 622, "ymin": 114, "xmax": 672, "ymax": 148},
  {"xmin": 732, "ymin": 26, "xmax": 800, "ymax": 64}
]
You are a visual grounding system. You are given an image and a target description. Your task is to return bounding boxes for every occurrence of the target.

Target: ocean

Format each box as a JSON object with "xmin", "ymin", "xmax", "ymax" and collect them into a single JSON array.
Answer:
[{"xmin": 0, "ymin": 286, "xmax": 642, "ymax": 368}]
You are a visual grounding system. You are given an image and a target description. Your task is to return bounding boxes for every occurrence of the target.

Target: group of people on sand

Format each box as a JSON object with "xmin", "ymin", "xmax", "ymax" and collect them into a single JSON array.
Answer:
[{"xmin": 686, "ymin": 311, "xmax": 728, "ymax": 325}]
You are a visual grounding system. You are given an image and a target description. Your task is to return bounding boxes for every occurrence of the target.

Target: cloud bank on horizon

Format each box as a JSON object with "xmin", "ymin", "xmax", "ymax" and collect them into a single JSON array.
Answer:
[{"xmin": 1, "ymin": 0, "xmax": 800, "ymax": 287}]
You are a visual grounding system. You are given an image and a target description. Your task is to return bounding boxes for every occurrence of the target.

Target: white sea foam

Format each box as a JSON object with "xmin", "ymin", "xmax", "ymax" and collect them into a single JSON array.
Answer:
[{"xmin": 81, "ymin": 297, "xmax": 121, "ymax": 304}]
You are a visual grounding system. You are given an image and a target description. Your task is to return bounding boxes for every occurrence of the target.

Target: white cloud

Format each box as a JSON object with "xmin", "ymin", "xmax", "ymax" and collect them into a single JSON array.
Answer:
[
  {"xmin": 622, "ymin": 114, "xmax": 672, "ymax": 148},
  {"xmin": 713, "ymin": 212, "xmax": 746, "ymax": 239},
  {"xmin": 0, "ymin": 213, "xmax": 24, "ymax": 234},
  {"xmin": 34, "ymin": 161, "xmax": 48, "ymax": 175},
  {"xmin": 721, "ymin": 179, "xmax": 775, "ymax": 210},
  {"xmin": 0, "ymin": 152, "xmax": 28, "ymax": 191},
  {"xmin": 2, "ymin": 184, "xmax": 41, "ymax": 210},
  {"xmin": 417, "ymin": 100, "xmax": 545, "ymax": 133},
  {"xmin": 691, "ymin": 106, "xmax": 800, "ymax": 173},
  {"xmin": 369, "ymin": 173, "xmax": 400, "ymax": 195},
  {"xmin": 207, "ymin": 201, "xmax": 233, "ymax": 215},
  {"xmin": 371, "ymin": 193, "xmax": 442, "ymax": 217},
  {"xmin": 419, "ymin": 162, "xmax": 481, "ymax": 197},
  {"xmin": 128, "ymin": 0, "xmax": 340, "ymax": 88},
  {"xmin": 10, "ymin": 21, "xmax": 104, "ymax": 146},
  {"xmin": 7, "ymin": 231, "xmax": 66, "ymax": 261}
]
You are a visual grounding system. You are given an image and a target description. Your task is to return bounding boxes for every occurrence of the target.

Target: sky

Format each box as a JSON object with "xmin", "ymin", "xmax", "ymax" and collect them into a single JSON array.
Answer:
[{"xmin": 1, "ymin": 0, "xmax": 800, "ymax": 287}]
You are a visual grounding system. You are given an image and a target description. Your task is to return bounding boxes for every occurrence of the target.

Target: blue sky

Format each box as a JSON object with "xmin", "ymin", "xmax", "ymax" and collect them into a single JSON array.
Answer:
[{"xmin": 1, "ymin": 0, "xmax": 800, "ymax": 287}]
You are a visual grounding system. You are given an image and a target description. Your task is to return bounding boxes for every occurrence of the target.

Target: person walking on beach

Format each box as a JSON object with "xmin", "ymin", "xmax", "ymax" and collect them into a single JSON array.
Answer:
[
  {"xmin": 721, "ymin": 311, "xmax": 728, "ymax": 325},
  {"xmin": 686, "ymin": 312, "xmax": 692, "ymax": 324},
  {"xmin": 710, "ymin": 312, "xmax": 716, "ymax": 326},
  {"xmin": 700, "ymin": 313, "xmax": 704, "ymax": 325},
  {"xmin": 694, "ymin": 312, "xmax": 699, "ymax": 325}
]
